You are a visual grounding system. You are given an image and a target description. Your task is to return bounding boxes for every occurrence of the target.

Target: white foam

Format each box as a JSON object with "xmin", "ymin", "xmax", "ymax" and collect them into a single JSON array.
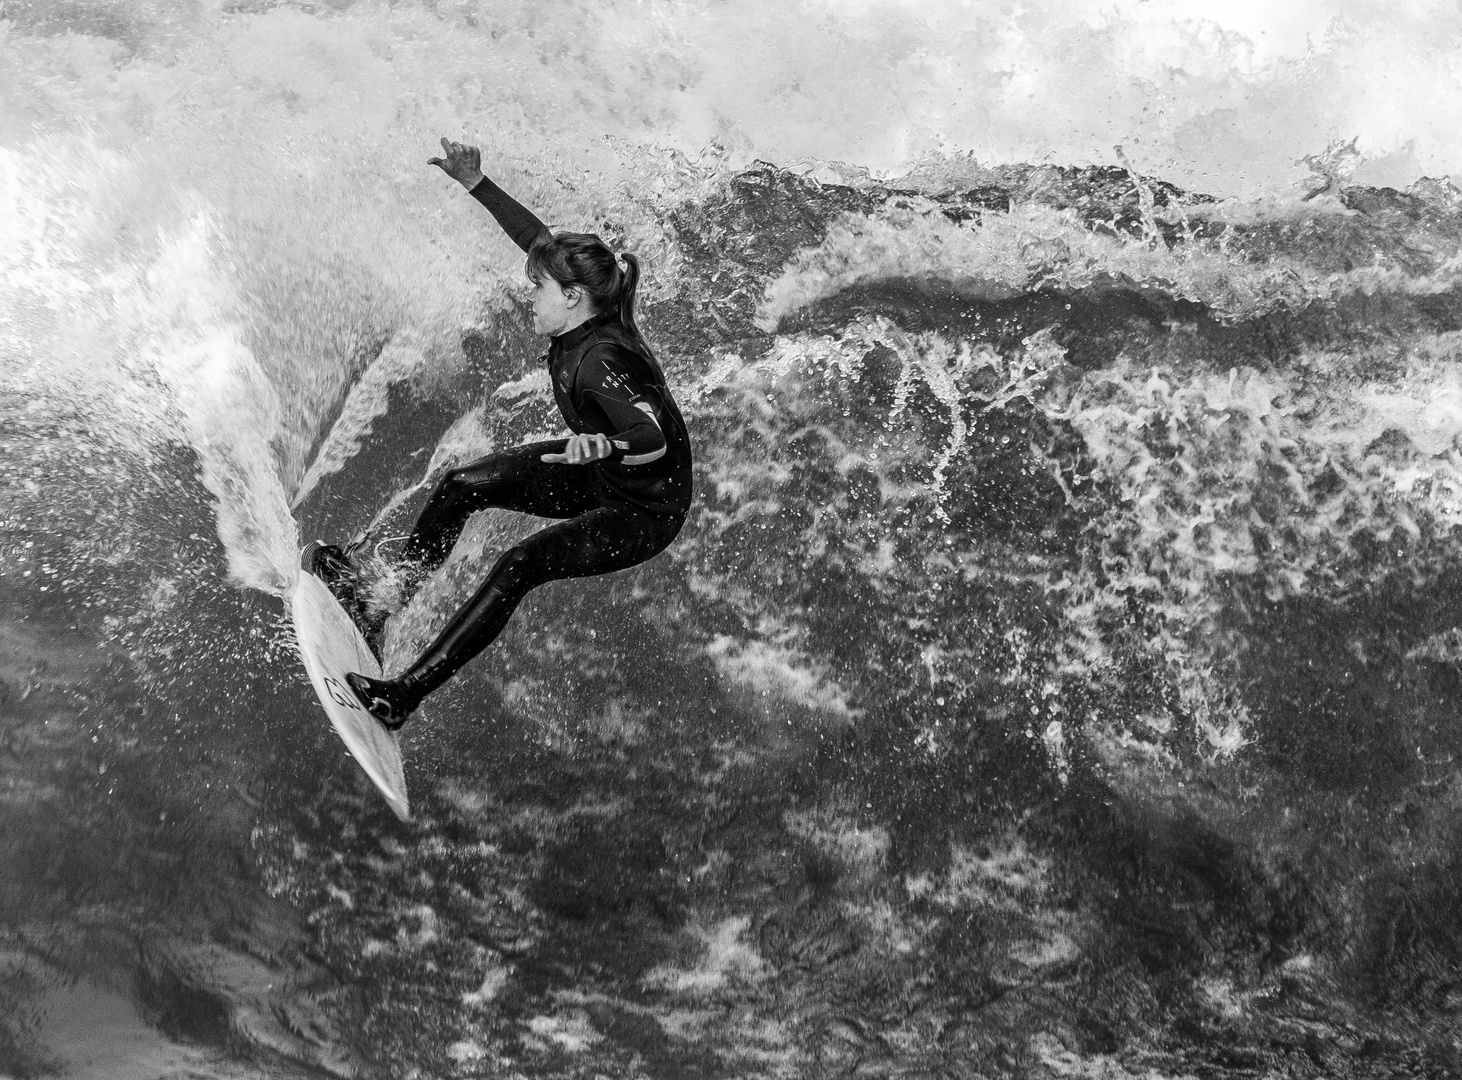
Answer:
[{"xmin": 7, "ymin": 0, "xmax": 1462, "ymax": 606}]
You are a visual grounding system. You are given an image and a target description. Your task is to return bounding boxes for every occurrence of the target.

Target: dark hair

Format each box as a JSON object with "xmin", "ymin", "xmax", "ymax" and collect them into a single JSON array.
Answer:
[{"xmin": 525, "ymin": 231, "xmax": 654, "ymax": 358}]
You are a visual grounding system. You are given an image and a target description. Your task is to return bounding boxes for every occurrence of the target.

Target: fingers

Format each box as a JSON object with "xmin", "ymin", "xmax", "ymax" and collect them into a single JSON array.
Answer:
[
  {"xmin": 542, "ymin": 435, "xmax": 611, "ymax": 465},
  {"xmin": 432, "ymin": 137, "xmax": 462, "ymax": 166},
  {"xmin": 541, "ymin": 436, "xmax": 575, "ymax": 464},
  {"xmin": 435, "ymin": 137, "xmax": 477, "ymax": 157},
  {"xmin": 546, "ymin": 437, "xmax": 594, "ymax": 463}
]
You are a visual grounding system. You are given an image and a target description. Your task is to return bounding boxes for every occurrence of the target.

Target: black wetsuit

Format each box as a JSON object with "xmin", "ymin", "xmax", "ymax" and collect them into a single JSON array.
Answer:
[{"xmin": 370, "ymin": 175, "xmax": 693, "ymax": 712}]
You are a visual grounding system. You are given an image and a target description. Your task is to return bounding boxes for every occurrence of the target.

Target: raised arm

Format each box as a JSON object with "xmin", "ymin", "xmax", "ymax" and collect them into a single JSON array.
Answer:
[{"xmin": 428, "ymin": 137, "xmax": 550, "ymax": 253}]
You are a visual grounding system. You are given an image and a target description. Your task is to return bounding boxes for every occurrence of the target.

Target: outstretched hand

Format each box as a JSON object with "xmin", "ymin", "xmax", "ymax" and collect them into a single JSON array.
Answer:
[
  {"xmin": 428, "ymin": 137, "xmax": 485, "ymax": 189},
  {"xmin": 541, "ymin": 434, "xmax": 613, "ymax": 465}
]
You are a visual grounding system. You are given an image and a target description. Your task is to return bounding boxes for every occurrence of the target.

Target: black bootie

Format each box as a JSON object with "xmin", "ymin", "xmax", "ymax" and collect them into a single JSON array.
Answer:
[
  {"xmin": 345, "ymin": 671, "xmax": 424, "ymax": 732},
  {"xmin": 304, "ymin": 541, "xmax": 384, "ymax": 658}
]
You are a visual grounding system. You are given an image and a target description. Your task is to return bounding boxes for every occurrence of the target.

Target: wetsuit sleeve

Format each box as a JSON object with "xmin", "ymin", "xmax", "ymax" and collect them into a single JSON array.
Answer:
[
  {"xmin": 467, "ymin": 176, "xmax": 551, "ymax": 253},
  {"xmin": 577, "ymin": 345, "xmax": 668, "ymax": 465}
]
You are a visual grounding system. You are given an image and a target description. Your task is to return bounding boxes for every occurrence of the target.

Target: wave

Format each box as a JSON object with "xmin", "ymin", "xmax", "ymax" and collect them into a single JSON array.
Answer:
[{"xmin": 8, "ymin": 2, "xmax": 1462, "ymax": 1075}]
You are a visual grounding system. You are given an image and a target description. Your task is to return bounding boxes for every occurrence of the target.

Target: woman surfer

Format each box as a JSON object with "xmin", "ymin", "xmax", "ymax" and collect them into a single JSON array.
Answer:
[{"xmin": 307, "ymin": 138, "xmax": 693, "ymax": 730}]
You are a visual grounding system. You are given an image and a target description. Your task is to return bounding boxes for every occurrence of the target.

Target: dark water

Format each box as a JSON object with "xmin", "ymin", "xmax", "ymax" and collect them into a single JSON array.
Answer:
[{"xmin": 6, "ymin": 2, "xmax": 1462, "ymax": 1078}]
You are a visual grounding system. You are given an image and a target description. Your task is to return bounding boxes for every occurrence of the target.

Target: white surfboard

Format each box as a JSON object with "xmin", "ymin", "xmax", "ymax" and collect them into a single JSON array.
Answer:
[{"xmin": 291, "ymin": 570, "xmax": 410, "ymax": 821}]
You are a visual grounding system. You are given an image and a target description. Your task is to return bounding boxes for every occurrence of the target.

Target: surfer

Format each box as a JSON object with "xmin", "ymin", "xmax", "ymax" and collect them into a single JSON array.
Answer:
[{"xmin": 307, "ymin": 138, "xmax": 693, "ymax": 730}]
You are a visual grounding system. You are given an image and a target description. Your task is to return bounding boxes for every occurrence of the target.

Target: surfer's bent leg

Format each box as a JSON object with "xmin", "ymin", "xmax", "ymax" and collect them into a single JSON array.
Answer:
[
  {"xmin": 347, "ymin": 503, "xmax": 684, "ymax": 726},
  {"xmin": 401, "ymin": 440, "xmax": 599, "ymax": 570}
]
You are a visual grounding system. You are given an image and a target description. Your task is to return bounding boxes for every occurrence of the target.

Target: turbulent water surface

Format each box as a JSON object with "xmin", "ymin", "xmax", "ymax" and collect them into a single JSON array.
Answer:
[{"xmin": 5, "ymin": 1, "xmax": 1462, "ymax": 1077}]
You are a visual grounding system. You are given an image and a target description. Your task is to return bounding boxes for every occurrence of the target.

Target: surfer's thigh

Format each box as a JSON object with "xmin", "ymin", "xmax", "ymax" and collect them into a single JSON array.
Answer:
[
  {"xmin": 512, "ymin": 503, "xmax": 685, "ymax": 585},
  {"xmin": 434, "ymin": 441, "xmax": 600, "ymax": 520}
]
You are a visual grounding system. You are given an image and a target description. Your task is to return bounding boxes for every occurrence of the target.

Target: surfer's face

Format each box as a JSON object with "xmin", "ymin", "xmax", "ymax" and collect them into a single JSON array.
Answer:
[{"xmin": 531, "ymin": 274, "xmax": 588, "ymax": 337}]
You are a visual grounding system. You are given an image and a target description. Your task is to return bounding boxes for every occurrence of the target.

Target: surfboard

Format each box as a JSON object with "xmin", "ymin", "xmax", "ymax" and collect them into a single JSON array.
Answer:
[{"xmin": 291, "ymin": 569, "xmax": 410, "ymax": 821}]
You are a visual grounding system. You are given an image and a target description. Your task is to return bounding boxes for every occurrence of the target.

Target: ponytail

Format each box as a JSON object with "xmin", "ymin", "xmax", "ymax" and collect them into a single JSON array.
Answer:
[{"xmin": 618, "ymin": 252, "xmax": 642, "ymax": 338}]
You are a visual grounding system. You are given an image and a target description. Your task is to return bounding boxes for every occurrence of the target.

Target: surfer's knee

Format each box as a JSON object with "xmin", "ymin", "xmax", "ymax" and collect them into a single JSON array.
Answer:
[
  {"xmin": 435, "ymin": 455, "xmax": 520, "ymax": 506},
  {"xmin": 487, "ymin": 541, "xmax": 568, "ymax": 602},
  {"xmin": 435, "ymin": 466, "xmax": 475, "ymax": 502},
  {"xmin": 494, "ymin": 542, "xmax": 538, "ymax": 588}
]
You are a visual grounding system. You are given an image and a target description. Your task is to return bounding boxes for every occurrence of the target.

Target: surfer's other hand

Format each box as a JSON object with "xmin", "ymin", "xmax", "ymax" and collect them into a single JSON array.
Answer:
[
  {"xmin": 541, "ymin": 434, "xmax": 613, "ymax": 465},
  {"xmin": 428, "ymin": 137, "xmax": 484, "ymax": 189}
]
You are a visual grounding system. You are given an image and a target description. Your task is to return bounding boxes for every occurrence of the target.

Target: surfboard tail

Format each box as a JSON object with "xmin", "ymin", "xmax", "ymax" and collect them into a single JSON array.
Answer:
[{"xmin": 292, "ymin": 567, "xmax": 410, "ymax": 821}]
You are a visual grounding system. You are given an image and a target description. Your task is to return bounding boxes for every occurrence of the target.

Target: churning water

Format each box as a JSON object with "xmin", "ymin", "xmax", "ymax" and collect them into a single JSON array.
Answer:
[{"xmin": 5, "ymin": 1, "xmax": 1462, "ymax": 1077}]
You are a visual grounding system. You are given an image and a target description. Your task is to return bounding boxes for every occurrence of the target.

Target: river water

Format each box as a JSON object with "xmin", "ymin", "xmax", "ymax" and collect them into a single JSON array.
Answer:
[{"xmin": 4, "ymin": 1, "xmax": 1462, "ymax": 1077}]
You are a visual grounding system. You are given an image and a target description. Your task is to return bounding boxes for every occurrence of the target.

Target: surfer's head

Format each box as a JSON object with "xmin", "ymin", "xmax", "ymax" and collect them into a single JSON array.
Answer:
[{"xmin": 524, "ymin": 232, "xmax": 645, "ymax": 343}]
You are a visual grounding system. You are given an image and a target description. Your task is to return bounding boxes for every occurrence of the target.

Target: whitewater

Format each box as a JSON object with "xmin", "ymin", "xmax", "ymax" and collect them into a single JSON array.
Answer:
[{"xmin": 5, "ymin": 1, "xmax": 1462, "ymax": 1076}]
